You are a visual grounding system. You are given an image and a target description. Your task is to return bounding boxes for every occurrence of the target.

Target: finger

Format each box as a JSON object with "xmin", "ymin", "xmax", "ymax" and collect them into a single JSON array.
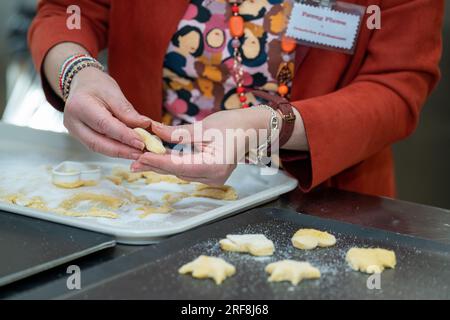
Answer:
[
  {"xmin": 67, "ymin": 120, "xmax": 144, "ymax": 160},
  {"xmin": 130, "ymin": 161, "xmax": 170, "ymax": 175},
  {"xmin": 176, "ymin": 175, "xmax": 222, "ymax": 185},
  {"xmin": 101, "ymin": 88, "xmax": 151, "ymax": 128},
  {"xmin": 77, "ymin": 99, "xmax": 145, "ymax": 150},
  {"xmin": 136, "ymin": 152, "xmax": 213, "ymax": 179},
  {"xmin": 151, "ymin": 121, "xmax": 204, "ymax": 144}
]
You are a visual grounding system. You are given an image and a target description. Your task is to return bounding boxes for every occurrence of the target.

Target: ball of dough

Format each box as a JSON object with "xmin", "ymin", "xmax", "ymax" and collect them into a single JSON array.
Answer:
[
  {"xmin": 178, "ymin": 255, "xmax": 236, "ymax": 285},
  {"xmin": 220, "ymin": 234, "xmax": 274, "ymax": 256},
  {"xmin": 291, "ymin": 228, "xmax": 336, "ymax": 250},
  {"xmin": 346, "ymin": 247, "xmax": 396, "ymax": 274},
  {"xmin": 265, "ymin": 260, "xmax": 320, "ymax": 285},
  {"xmin": 134, "ymin": 128, "xmax": 166, "ymax": 154}
]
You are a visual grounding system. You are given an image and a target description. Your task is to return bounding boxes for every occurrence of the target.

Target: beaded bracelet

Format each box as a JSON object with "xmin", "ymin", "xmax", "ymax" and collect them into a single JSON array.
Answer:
[
  {"xmin": 59, "ymin": 54, "xmax": 104, "ymax": 101},
  {"xmin": 58, "ymin": 53, "xmax": 86, "ymax": 92}
]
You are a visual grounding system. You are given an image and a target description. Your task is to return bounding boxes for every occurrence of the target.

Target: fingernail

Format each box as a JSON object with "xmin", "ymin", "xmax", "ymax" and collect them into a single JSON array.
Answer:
[
  {"xmin": 151, "ymin": 120, "xmax": 163, "ymax": 128},
  {"xmin": 130, "ymin": 152, "xmax": 142, "ymax": 160},
  {"xmin": 132, "ymin": 139, "xmax": 145, "ymax": 150},
  {"xmin": 140, "ymin": 116, "xmax": 151, "ymax": 122}
]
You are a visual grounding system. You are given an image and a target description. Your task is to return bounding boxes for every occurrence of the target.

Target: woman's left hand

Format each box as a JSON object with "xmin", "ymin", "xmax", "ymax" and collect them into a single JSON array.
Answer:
[{"xmin": 131, "ymin": 107, "xmax": 274, "ymax": 185}]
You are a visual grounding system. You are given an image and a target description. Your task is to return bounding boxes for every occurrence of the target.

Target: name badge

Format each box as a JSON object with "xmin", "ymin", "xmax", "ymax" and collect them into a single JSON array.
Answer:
[{"xmin": 285, "ymin": 2, "xmax": 364, "ymax": 53}]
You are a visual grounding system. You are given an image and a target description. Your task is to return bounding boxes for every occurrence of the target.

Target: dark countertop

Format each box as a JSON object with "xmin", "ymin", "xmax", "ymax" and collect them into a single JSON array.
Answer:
[{"xmin": 1, "ymin": 187, "xmax": 450, "ymax": 299}]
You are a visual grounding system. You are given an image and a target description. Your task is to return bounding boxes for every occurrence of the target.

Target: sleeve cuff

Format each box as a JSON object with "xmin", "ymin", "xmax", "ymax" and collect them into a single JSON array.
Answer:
[{"xmin": 28, "ymin": 16, "xmax": 103, "ymax": 111}]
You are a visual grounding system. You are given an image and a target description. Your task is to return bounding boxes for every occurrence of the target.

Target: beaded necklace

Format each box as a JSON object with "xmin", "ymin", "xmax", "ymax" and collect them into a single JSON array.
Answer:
[{"xmin": 227, "ymin": 0, "xmax": 296, "ymax": 108}]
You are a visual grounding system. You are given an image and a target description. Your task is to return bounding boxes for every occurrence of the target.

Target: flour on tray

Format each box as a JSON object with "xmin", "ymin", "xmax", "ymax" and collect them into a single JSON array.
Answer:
[{"xmin": 0, "ymin": 161, "xmax": 238, "ymax": 227}]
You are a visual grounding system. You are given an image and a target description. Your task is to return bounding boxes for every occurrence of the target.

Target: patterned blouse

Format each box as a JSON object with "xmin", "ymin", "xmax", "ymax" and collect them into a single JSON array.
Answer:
[{"xmin": 162, "ymin": 0, "xmax": 295, "ymax": 125}]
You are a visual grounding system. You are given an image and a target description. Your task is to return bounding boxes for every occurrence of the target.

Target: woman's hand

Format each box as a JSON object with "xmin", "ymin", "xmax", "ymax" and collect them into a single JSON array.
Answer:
[
  {"xmin": 131, "ymin": 107, "xmax": 274, "ymax": 185},
  {"xmin": 63, "ymin": 67, "xmax": 152, "ymax": 160}
]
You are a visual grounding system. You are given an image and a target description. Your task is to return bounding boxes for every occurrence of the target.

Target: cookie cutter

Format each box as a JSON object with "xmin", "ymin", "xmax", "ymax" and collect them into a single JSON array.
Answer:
[{"xmin": 52, "ymin": 161, "xmax": 101, "ymax": 188}]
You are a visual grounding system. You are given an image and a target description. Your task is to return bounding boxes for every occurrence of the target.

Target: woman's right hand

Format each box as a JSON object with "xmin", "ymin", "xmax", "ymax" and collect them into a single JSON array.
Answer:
[{"xmin": 63, "ymin": 67, "xmax": 152, "ymax": 160}]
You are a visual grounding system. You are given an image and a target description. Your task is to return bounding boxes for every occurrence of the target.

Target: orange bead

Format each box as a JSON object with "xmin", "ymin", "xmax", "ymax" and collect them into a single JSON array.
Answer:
[
  {"xmin": 277, "ymin": 84, "xmax": 289, "ymax": 96},
  {"xmin": 229, "ymin": 16, "xmax": 244, "ymax": 38},
  {"xmin": 281, "ymin": 36, "xmax": 297, "ymax": 53}
]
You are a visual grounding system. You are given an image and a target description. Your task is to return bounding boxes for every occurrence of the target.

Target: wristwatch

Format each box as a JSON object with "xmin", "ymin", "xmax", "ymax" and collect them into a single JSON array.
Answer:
[
  {"xmin": 251, "ymin": 90, "xmax": 296, "ymax": 147},
  {"xmin": 249, "ymin": 104, "xmax": 280, "ymax": 167}
]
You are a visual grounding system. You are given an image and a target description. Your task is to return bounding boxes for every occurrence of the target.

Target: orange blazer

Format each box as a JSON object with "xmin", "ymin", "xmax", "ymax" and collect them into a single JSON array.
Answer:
[{"xmin": 28, "ymin": 0, "xmax": 444, "ymax": 198}]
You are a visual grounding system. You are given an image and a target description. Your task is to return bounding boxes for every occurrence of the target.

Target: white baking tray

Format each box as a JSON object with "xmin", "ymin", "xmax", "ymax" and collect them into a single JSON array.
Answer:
[{"xmin": 0, "ymin": 122, "xmax": 298, "ymax": 244}]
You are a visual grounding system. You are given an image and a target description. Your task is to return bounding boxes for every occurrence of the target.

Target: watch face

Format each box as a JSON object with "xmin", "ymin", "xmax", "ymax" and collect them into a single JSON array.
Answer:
[
  {"xmin": 258, "ymin": 155, "xmax": 272, "ymax": 167},
  {"xmin": 270, "ymin": 115, "xmax": 280, "ymax": 130}
]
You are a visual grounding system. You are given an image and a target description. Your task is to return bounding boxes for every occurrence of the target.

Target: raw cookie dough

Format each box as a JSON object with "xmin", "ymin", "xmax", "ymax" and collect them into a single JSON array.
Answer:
[
  {"xmin": 0, "ymin": 193, "xmax": 25, "ymax": 204},
  {"xmin": 162, "ymin": 192, "xmax": 189, "ymax": 205},
  {"xmin": 106, "ymin": 175, "xmax": 123, "ymax": 185},
  {"xmin": 291, "ymin": 228, "xmax": 336, "ymax": 250},
  {"xmin": 137, "ymin": 205, "xmax": 173, "ymax": 218},
  {"xmin": 1, "ymin": 194, "xmax": 48, "ymax": 211},
  {"xmin": 265, "ymin": 260, "xmax": 321, "ymax": 285},
  {"xmin": 346, "ymin": 247, "xmax": 396, "ymax": 274},
  {"xmin": 55, "ymin": 207, "xmax": 119, "ymax": 219},
  {"xmin": 59, "ymin": 192, "xmax": 124, "ymax": 210},
  {"xmin": 142, "ymin": 171, "xmax": 188, "ymax": 185},
  {"xmin": 178, "ymin": 255, "xmax": 236, "ymax": 285},
  {"xmin": 23, "ymin": 196, "xmax": 48, "ymax": 210},
  {"xmin": 192, "ymin": 184, "xmax": 238, "ymax": 200},
  {"xmin": 133, "ymin": 195, "xmax": 153, "ymax": 207},
  {"xmin": 110, "ymin": 168, "xmax": 188, "ymax": 185},
  {"xmin": 220, "ymin": 234, "xmax": 274, "ymax": 256},
  {"xmin": 134, "ymin": 128, "xmax": 166, "ymax": 154},
  {"xmin": 112, "ymin": 167, "xmax": 142, "ymax": 183},
  {"xmin": 53, "ymin": 181, "xmax": 85, "ymax": 189}
]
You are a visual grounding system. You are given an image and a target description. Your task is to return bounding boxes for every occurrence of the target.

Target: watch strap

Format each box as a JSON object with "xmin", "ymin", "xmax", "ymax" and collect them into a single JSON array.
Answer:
[{"xmin": 252, "ymin": 90, "xmax": 296, "ymax": 147}]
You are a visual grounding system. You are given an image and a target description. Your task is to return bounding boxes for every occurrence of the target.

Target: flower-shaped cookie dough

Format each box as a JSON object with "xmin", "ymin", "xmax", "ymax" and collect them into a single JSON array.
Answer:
[
  {"xmin": 265, "ymin": 260, "xmax": 321, "ymax": 285},
  {"xmin": 291, "ymin": 228, "xmax": 336, "ymax": 250},
  {"xmin": 220, "ymin": 234, "xmax": 275, "ymax": 256},
  {"xmin": 346, "ymin": 248, "xmax": 396, "ymax": 274},
  {"xmin": 178, "ymin": 255, "xmax": 236, "ymax": 285}
]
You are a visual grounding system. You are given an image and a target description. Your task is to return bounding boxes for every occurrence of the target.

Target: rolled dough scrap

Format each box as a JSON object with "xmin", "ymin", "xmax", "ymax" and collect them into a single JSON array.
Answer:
[
  {"xmin": 55, "ymin": 207, "xmax": 118, "ymax": 219},
  {"xmin": 111, "ymin": 167, "xmax": 129, "ymax": 179},
  {"xmin": 24, "ymin": 196, "xmax": 48, "ymax": 211},
  {"xmin": 106, "ymin": 175, "xmax": 123, "ymax": 185},
  {"xmin": 110, "ymin": 168, "xmax": 188, "ymax": 185},
  {"xmin": 178, "ymin": 255, "xmax": 236, "ymax": 285},
  {"xmin": 0, "ymin": 193, "xmax": 25, "ymax": 204},
  {"xmin": 142, "ymin": 171, "xmax": 188, "ymax": 185},
  {"xmin": 346, "ymin": 247, "xmax": 396, "ymax": 274},
  {"xmin": 265, "ymin": 260, "xmax": 320, "ymax": 285},
  {"xmin": 3, "ymin": 194, "xmax": 48, "ymax": 211},
  {"xmin": 111, "ymin": 167, "xmax": 142, "ymax": 182},
  {"xmin": 162, "ymin": 192, "xmax": 189, "ymax": 205},
  {"xmin": 137, "ymin": 205, "xmax": 173, "ymax": 218},
  {"xmin": 220, "ymin": 234, "xmax": 274, "ymax": 256},
  {"xmin": 192, "ymin": 184, "xmax": 238, "ymax": 200},
  {"xmin": 291, "ymin": 228, "xmax": 336, "ymax": 250},
  {"xmin": 127, "ymin": 173, "xmax": 142, "ymax": 183},
  {"xmin": 134, "ymin": 128, "xmax": 166, "ymax": 154},
  {"xmin": 53, "ymin": 180, "xmax": 85, "ymax": 189},
  {"xmin": 59, "ymin": 192, "xmax": 124, "ymax": 210},
  {"xmin": 133, "ymin": 195, "xmax": 153, "ymax": 206}
]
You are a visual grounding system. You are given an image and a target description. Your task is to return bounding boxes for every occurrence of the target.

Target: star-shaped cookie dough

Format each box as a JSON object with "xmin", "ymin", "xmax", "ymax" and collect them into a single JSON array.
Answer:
[
  {"xmin": 265, "ymin": 260, "xmax": 321, "ymax": 285},
  {"xmin": 178, "ymin": 255, "xmax": 236, "ymax": 285}
]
